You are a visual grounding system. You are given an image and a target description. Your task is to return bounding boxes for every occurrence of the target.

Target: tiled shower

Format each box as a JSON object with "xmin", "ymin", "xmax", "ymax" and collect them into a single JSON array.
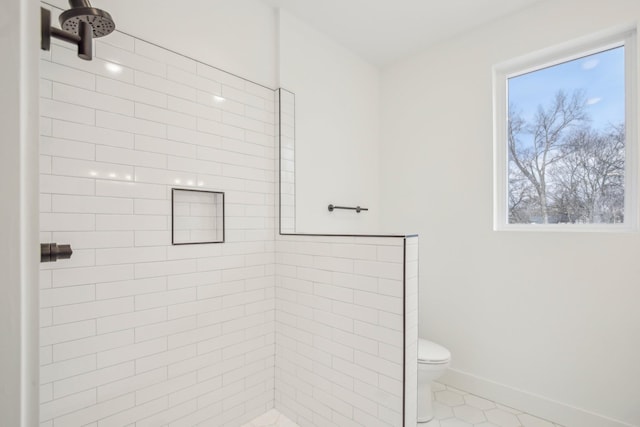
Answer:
[
  {"xmin": 38, "ymin": 11, "xmax": 418, "ymax": 427},
  {"xmin": 39, "ymin": 25, "xmax": 278, "ymax": 426}
]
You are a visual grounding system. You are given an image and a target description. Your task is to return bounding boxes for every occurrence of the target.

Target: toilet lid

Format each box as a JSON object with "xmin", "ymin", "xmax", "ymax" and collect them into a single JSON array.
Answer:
[{"xmin": 418, "ymin": 339, "xmax": 451, "ymax": 363}]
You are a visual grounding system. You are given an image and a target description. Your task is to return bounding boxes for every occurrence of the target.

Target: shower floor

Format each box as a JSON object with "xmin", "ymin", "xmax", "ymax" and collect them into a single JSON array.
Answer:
[
  {"xmin": 242, "ymin": 409, "xmax": 299, "ymax": 427},
  {"xmin": 243, "ymin": 382, "xmax": 563, "ymax": 427}
]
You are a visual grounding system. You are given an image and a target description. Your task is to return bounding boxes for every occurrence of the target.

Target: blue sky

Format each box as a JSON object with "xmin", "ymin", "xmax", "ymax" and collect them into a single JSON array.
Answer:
[{"xmin": 508, "ymin": 46, "xmax": 625, "ymax": 131}]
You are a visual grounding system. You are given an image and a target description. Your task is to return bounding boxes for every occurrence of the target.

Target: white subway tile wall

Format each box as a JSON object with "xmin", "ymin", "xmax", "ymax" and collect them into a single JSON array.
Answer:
[
  {"xmin": 274, "ymin": 235, "xmax": 417, "ymax": 427},
  {"xmin": 39, "ymin": 13, "xmax": 420, "ymax": 427},
  {"xmin": 278, "ymin": 90, "xmax": 296, "ymax": 234},
  {"xmin": 40, "ymin": 27, "xmax": 277, "ymax": 426},
  {"xmin": 404, "ymin": 236, "xmax": 419, "ymax": 427}
]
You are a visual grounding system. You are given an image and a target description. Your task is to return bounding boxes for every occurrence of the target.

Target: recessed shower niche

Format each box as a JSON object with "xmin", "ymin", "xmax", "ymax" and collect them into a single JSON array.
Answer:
[{"xmin": 172, "ymin": 188, "xmax": 225, "ymax": 245}]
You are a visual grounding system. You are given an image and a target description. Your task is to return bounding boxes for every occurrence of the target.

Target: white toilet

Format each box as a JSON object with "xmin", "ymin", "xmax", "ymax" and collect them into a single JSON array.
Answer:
[{"xmin": 418, "ymin": 338, "xmax": 451, "ymax": 423}]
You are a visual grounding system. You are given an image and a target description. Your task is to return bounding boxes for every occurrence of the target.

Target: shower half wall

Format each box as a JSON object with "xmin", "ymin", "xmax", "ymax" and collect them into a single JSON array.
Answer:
[
  {"xmin": 38, "ymin": 16, "xmax": 418, "ymax": 426},
  {"xmin": 275, "ymin": 234, "xmax": 419, "ymax": 427}
]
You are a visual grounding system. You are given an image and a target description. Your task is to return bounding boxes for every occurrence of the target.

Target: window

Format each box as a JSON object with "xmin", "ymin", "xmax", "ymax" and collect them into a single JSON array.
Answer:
[{"xmin": 494, "ymin": 29, "xmax": 637, "ymax": 231}]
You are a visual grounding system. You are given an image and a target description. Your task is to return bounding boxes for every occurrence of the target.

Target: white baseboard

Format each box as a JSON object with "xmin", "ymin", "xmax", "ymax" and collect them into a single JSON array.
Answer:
[{"xmin": 440, "ymin": 368, "xmax": 636, "ymax": 427}]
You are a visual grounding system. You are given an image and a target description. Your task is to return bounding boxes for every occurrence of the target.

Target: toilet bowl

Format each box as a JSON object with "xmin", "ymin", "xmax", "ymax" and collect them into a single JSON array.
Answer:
[{"xmin": 418, "ymin": 338, "xmax": 451, "ymax": 423}]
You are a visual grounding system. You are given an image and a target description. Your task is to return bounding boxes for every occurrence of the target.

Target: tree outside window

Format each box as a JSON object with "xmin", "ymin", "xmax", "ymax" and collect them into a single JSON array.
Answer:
[{"xmin": 506, "ymin": 45, "xmax": 629, "ymax": 226}]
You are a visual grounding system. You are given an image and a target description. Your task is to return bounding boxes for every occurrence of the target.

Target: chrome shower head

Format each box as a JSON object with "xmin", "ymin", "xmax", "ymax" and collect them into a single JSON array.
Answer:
[{"xmin": 59, "ymin": 0, "xmax": 115, "ymax": 38}]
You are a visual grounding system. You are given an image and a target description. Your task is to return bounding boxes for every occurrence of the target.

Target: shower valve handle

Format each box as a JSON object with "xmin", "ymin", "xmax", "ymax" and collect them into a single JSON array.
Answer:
[{"xmin": 41, "ymin": 243, "xmax": 73, "ymax": 263}]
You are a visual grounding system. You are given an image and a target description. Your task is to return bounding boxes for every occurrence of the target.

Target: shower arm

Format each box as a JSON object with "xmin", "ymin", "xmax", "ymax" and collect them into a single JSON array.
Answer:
[{"xmin": 41, "ymin": 7, "xmax": 93, "ymax": 60}]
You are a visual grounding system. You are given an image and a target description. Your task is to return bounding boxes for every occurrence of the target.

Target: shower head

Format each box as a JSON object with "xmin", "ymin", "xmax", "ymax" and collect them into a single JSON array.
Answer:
[{"xmin": 59, "ymin": 0, "xmax": 115, "ymax": 38}]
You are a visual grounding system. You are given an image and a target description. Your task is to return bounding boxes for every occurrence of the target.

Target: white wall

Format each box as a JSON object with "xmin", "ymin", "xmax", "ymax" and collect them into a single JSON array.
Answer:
[
  {"xmin": 278, "ymin": 10, "xmax": 382, "ymax": 234},
  {"xmin": 379, "ymin": 0, "xmax": 640, "ymax": 425},
  {"xmin": 44, "ymin": 1, "xmax": 382, "ymax": 235},
  {"xmin": 39, "ymin": 32, "xmax": 276, "ymax": 425},
  {"xmin": 0, "ymin": 0, "xmax": 40, "ymax": 425},
  {"xmin": 45, "ymin": 0, "xmax": 278, "ymax": 88}
]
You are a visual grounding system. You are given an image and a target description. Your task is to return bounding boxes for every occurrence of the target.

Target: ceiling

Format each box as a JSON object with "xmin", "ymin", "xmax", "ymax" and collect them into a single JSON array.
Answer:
[
  {"xmin": 263, "ymin": 0, "xmax": 544, "ymax": 65},
  {"xmin": 44, "ymin": 0, "xmax": 544, "ymax": 76}
]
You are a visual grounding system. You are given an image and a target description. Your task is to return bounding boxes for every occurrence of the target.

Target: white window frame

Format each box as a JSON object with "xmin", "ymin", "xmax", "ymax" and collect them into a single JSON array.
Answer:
[{"xmin": 493, "ymin": 27, "xmax": 638, "ymax": 232}]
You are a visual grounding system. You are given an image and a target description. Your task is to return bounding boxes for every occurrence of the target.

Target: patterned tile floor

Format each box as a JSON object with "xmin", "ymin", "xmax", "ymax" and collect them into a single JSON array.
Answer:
[
  {"xmin": 242, "ymin": 383, "xmax": 564, "ymax": 427},
  {"xmin": 424, "ymin": 382, "xmax": 563, "ymax": 427}
]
